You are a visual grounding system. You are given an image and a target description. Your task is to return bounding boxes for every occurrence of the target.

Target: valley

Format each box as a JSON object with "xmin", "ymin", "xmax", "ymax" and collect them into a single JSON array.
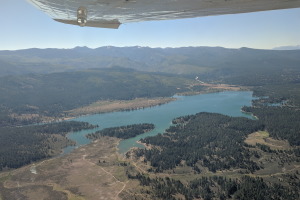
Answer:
[{"xmin": 0, "ymin": 46, "xmax": 300, "ymax": 199}]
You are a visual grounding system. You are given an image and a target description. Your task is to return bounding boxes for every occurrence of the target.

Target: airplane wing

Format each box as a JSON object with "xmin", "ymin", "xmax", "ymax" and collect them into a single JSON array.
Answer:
[{"xmin": 26, "ymin": 0, "xmax": 300, "ymax": 29}]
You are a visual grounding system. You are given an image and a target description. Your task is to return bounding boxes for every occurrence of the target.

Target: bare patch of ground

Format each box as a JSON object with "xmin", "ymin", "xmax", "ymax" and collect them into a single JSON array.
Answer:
[
  {"xmin": 200, "ymin": 83, "xmax": 243, "ymax": 91},
  {"xmin": 245, "ymin": 131, "xmax": 291, "ymax": 150},
  {"xmin": 0, "ymin": 137, "xmax": 142, "ymax": 200},
  {"xmin": 243, "ymin": 131, "xmax": 300, "ymax": 183},
  {"xmin": 180, "ymin": 82, "xmax": 246, "ymax": 96}
]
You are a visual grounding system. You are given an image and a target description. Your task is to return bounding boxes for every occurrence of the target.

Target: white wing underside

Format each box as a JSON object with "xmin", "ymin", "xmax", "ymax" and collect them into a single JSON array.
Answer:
[{"xmin": 27, "ymin": 0, "xmax": 300, "ymax": 29}]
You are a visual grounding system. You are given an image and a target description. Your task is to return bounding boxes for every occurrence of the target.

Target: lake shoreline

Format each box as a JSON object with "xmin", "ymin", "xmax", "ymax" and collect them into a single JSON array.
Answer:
[
  {"xmin": 63, "ymin": 90, "xmax": 254, "ymax": 155},
  {"xmin": 41, "ymin": 84, "xmax": 248, "ymax": 124},
  {"xmin": 44, "ymin": 97, "xmax": 176, "ymax": 124},
  {"xmin": 67, "ymin": 97, "xmax": 176, "ymax": 116}
]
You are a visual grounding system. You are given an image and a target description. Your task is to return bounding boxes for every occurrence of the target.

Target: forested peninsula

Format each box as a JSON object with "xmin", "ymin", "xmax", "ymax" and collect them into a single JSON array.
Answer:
[
  {"xmin": 87, "ymin": 123, "xmax": 155, "ymax": 139},
  {"xmin": 0, "ymin": 121, "xmax": 97, "ymax": 170},
  {"xmin": 127, "ymin": 112, "xmax": 300, "ymax": 200}
]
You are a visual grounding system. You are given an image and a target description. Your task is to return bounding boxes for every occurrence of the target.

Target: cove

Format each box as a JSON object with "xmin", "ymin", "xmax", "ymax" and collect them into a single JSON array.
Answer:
[{"xmin": 65, "ymin": 91, "xmax": 254, "ymax": 154}]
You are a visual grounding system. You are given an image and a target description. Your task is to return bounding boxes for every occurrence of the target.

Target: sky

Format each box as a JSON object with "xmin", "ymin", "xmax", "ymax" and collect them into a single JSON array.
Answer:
[{"xmin": 1, "ymin": 0, "xmax": 300, "ymax": 50}]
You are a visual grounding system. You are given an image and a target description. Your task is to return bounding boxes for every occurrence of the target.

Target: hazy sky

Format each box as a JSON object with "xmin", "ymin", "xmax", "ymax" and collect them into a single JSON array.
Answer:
[{"xmin": 1, "ymin": 0, "xmax": 300, "ymax": 50}]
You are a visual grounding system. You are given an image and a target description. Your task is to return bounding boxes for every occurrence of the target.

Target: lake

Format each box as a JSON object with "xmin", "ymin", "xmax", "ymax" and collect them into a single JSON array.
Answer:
[{"xmin": 64, "ymin": 91, "xmax": 254, "ymax": 154}]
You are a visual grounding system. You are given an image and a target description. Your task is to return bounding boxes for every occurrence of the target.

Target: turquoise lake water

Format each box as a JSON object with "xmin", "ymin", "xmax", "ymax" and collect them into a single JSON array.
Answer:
[{"xmin": 64, "ymin": 91, "xmax": 254, "ymax": 154}]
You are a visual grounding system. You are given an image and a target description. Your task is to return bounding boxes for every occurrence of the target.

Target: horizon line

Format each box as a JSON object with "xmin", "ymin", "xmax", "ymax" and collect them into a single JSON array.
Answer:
[{"xmin": 1, "ymin": 44, "xmax": 300, "ymax": 51}]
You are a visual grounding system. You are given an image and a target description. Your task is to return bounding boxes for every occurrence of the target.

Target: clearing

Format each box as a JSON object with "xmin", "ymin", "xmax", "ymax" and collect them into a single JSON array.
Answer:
[{"xmin": 245, "ymin": 131, "xmax": 291, "ymax": 150}]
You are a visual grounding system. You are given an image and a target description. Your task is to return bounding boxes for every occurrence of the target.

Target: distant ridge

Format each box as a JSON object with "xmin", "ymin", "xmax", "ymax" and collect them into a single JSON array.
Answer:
[
  {"xmin": 273, "ymin": 45, "xmax": 300, "ymax": 50},
  {"xmin": 0, "ymin": 46, "xmax": 300, "ymax": 77}
]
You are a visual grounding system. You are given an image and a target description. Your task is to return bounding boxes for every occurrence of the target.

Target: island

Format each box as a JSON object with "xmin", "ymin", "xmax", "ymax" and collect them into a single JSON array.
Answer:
[{"xmin": 86, "ymin": 123, "xmax": 155, "ymax": 140}]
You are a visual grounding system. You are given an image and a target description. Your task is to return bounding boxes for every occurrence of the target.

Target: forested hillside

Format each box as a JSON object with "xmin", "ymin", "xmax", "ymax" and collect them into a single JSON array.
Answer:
[
  {"xmin": 130, "ymin": 174, "xmax": 298, "ymax": 200},
  {"xmin": 1, "ymin": 46, "xmax": 300, "ymax": 127},
  {"xmin": 0, "ymin": 68, "xmax": 194, "ymax": 126},
  {"xmin": 137, "ymin": 113, "xmax": 264, "ymax": 172},
  {"xmin": 242, "ymin": 106, "xmax": 300, "ymax": 146}
]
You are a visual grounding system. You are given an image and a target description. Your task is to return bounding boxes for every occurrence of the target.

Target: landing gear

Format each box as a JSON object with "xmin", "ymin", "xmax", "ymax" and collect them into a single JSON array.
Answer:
[{"xmin": 77, "ymin": 6, "xmax": 87, "ymax": 27}]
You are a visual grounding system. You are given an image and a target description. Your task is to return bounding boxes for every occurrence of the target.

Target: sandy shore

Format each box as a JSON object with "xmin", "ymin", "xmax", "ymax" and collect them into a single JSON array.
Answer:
[
  {"xmin": 66, "ymin": 97, "xmax": 176, "ymax": 117},
  {"xmin": 65, "ymin": 83, "xmax": 244, "ymax": 117}
]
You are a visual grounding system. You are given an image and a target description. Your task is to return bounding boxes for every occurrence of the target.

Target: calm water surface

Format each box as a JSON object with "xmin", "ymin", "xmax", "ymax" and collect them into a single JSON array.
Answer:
[{"xmin": 64, "ymin": 91, "xmax": 254, "ymax": 154}]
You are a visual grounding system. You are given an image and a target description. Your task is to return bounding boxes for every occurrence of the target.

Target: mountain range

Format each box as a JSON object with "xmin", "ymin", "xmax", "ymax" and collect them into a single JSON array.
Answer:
[{"xmin": 1, "ymin": 46, "xmax": 300, "ymax": 77}]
